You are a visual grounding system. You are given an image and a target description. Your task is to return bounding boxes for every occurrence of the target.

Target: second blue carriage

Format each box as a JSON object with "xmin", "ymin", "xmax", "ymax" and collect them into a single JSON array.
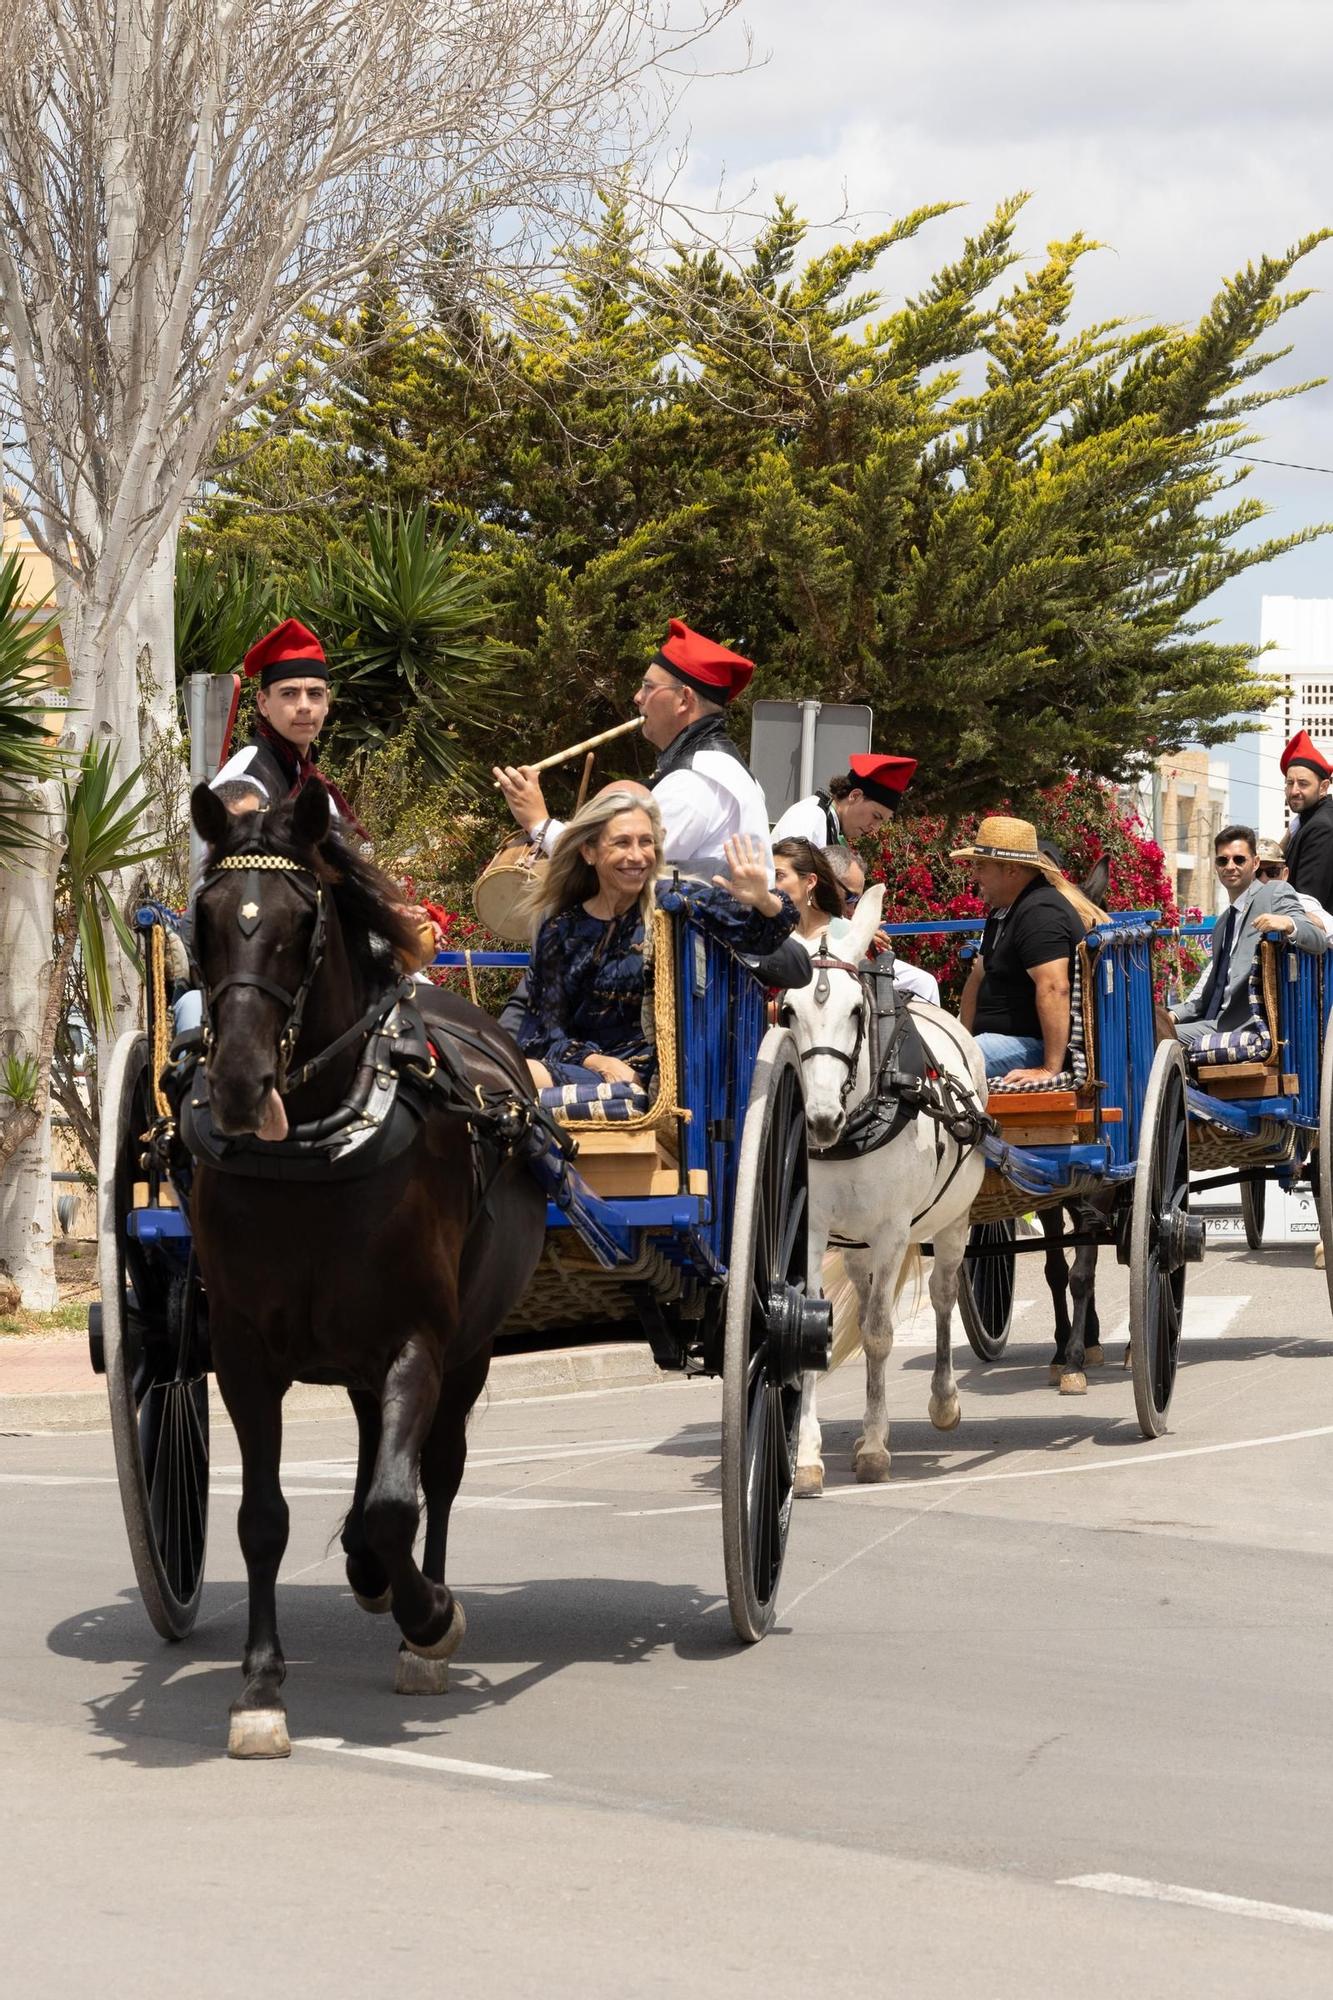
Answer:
[{"xmin": 955, "ymin": 914, "xmax": 1204, "ymax": 1438}]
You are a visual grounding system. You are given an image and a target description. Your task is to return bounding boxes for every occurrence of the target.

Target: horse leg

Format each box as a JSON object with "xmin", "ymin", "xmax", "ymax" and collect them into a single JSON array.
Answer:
[
  {"xmin": 1044, "ymin": 1206, "xmax": 1073, "ymax": 1385},
  {"xmin": 342, "ymin": 1389, "xmax": 391, "ymax": 1613},
  {"xmin": 927, "ymin": 1217, "xmax": 966, "ymax": 1432},
  {"xmin": 420, "ymin": 1347, "xmax": 490, "ymax": 1586},
  {"xmin": 217, "ymin": 1369, "xmax": 291, "ymax": 1759},
  {"xmin": 852, "ymin": 1237, "xmax": 905, "ymax": 1482},
  {"xmin": 360, "ymin": 1332, "xmax": 460, "ymax": 1693},
  {"xmin": 1059, "ymin": 1201, "xmax": 1100, "ymax": 1396},
  {"xmin": 795, "ymin": 1371, "xmax": 824, "ymax": 1497}
]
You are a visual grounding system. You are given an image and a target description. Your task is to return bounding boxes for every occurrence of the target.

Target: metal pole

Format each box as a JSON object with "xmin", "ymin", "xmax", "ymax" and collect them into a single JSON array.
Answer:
[
  {"xmin": 186, "ymin": 672, "xmax": 210, "ymax": 882},
  {"xmin": 798, "ymin": 699, "xmax": 820, "ymax": 799}
]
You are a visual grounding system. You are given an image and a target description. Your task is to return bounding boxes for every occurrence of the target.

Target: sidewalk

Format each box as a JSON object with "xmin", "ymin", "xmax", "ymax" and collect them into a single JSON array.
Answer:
[{"xmin": 0, "ymin": 1332, "xmax": 667, "ymax": 1433}]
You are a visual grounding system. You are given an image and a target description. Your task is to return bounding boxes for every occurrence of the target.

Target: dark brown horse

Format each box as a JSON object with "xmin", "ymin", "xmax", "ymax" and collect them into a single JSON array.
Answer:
[{"xmin": 187, "ymin": 781, "xmax": 546, "ymax": 1758}]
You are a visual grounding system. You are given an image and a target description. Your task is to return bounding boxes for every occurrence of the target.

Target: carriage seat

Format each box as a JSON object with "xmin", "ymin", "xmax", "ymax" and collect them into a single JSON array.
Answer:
[{"xmin": 538, "ymin": 1077, "xmax": 651, "ymax": 1122}]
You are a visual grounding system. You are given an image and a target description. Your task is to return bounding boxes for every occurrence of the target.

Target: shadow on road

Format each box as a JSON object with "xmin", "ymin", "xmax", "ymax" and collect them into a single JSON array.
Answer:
[{"xmin": 47, "ymin": 1573, "xmax": 734, "ymax": 1768}]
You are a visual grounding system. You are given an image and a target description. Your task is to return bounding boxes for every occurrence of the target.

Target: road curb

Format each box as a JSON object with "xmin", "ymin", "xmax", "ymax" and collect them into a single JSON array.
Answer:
[{"xmin": 0, "ymin": 1341, "xmax": 669, "ymax": 1434}]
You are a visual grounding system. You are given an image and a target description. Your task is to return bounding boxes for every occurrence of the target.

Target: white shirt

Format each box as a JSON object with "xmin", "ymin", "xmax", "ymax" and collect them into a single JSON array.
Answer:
[
  {"xmin": 1295, "ymin": 889, "xmax": 1333, "ymax": 940},
  {"xmin": 771, "ymin": 793, "xmax": 840, "ymax": 847},
  {"xmin": 539, "ymin": 749, "xmax": 774, "ymax": 882}
]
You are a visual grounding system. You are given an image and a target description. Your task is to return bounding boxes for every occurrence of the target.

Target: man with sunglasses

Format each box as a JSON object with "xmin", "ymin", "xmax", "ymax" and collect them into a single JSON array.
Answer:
[
  {"xmin": 1170, "ymin": 824, "xmax": 1326, "ymax": 1046},
  {"xmin": 1279, "ymin": 729, "xmax": 1333, "ymax": 910}
]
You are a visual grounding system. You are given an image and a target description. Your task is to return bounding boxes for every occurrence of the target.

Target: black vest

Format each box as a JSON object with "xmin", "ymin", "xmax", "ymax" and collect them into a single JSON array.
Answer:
[{"xmin": 651, "ymin": 712, "xmax": 754, "ymax": 785}]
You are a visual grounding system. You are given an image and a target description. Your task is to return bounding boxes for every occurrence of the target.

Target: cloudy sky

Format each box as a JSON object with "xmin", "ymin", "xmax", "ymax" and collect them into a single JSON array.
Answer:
[{"xmin": 658, "ymin": 0, "xmax": 1333, "ymax": 816}]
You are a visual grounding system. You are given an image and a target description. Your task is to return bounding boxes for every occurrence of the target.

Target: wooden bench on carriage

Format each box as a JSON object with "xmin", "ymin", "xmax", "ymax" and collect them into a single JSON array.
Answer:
[
  {"xmin": 1176, "ymin": 930, "xmax": 1333, "ymax": 1270},
  {"xmin": 89, "ymin": 895, "xmax": 833, "ymax": 1657},
  {"xmin": 956, "ymin": 913, "xmax": 1205, "ymax": 1438}
]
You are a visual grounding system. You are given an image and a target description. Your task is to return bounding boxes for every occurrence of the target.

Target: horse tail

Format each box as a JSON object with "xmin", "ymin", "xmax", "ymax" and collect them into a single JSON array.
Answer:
[
  {"xmin": 824, "ymin": 1249, "xmax": 863, "ymax": 1369},
  {"xmin": 822, "ymin": 1243, "xmax": 922, "ymax": 1369}
]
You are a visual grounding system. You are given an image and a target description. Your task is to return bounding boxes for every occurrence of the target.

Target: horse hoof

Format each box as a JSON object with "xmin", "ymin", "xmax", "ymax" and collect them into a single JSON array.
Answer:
[
  {"xmin": 1048, "ymin": 1361, "xmax": 1064, "ymax": 1387},
  {"xmin": 929, "ymin": 1394, "xmax": 962, "ymax": 1433},
  {"xmin": 794, "ymin": 1463, "xmax": 825, "ymax": 1498},
  {"xmin": 852, "ymin": 1445, "xmax": 891, "ymax": 1483},
  {"xmin": 352, "ymin": 1586, "xmax": 392, "ymax": 1615},
  {"xmin": 227, "ymin": 1707, "xmax": 291, "ymax": 1760},
  {"xmin": 1084, "ymin": 1344, "xmax": 1105, "ymax": 1368},
  {"xmin": 1059, "ymin": 1370, "xmax": 1088, "ymax": 1396},
  {"xmin": 396, "ymin": 1597, "xmax": 466, "ymax": 1695}
]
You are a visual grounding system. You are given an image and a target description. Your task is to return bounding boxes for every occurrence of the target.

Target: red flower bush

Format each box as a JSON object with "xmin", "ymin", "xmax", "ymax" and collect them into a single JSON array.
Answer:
[{"xmin": 871, "ymin": 775, "xmax": 1187, "ymax": 1002}]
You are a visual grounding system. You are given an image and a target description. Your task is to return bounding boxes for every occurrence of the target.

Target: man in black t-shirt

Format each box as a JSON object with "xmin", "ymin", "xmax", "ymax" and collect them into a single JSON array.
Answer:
[{"xmin": 952, "ymin": 816, "xmax": 1090, "ymax": 1085}]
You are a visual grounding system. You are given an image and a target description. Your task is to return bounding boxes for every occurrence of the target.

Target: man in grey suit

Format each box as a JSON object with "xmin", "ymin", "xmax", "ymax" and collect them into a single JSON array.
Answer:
[{"xmin": 1171, "ymin": 823, "xmax": 1327, "ymax": 1045}]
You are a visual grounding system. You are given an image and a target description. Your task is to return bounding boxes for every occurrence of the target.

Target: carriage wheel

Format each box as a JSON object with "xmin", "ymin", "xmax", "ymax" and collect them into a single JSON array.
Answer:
[
  {"xmin": 98, "ymin": 1030, "xmax": 209, "ymax": 1640},
  {"xmin": 1128, "ymin": 1040, "xmax": 1201, "ymax": 1439},
  {"xmin": 722, "ymin": 1029, "xmax": 830, "ymax": 1643},
  {"xmin": 958, "ymin": 1219, "xmax": 1016, "ymax": 1360},
  {"xmin": 1240, "ymin": 1176, "xmax": 1266, "ymax": 1251},
  {"xmin": 1315, "ymin": 1027, "xmax": 1333, "ymax": 1314}
]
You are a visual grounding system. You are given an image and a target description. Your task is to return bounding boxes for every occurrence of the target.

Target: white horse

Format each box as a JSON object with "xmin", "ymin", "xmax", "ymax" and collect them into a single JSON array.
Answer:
[{"xmin": 779, "ymin": 885, "xmax": 990, "ymax": 1493}]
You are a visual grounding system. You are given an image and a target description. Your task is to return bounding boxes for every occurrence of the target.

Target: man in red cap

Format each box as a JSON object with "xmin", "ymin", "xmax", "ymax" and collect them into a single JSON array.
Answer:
[
  {"xmin": 1280, "ymin": 728, "xmax": 1333, "ymax": 911},
  {"xmin": 212, "ymin": 618, "xmax": 363, "ymax": 834},
  {"xmin": 494, "ymin": 618, "xmax": 773, "ymax": 879},
  {"xmin": 770, "ymin": 751, "xmax": 917, "ymax": 848}
]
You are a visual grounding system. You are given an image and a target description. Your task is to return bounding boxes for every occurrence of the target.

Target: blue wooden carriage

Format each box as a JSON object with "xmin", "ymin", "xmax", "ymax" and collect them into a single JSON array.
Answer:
[
  {"xmin": 89, "ymin": 902, "xmax": 831, "ymax": 1651},
  {"xmin": 952, "ymin": 914, "xmax": 1203, "ymax": 1438},
  {"xmin": 1178, "ymin": 932, "xmax": 1333, "ymax": 1268}
]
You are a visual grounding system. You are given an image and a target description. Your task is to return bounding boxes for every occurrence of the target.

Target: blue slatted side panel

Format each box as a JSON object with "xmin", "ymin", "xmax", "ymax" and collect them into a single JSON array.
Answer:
[{"xmin": 1276, "ymin": 942, "xmax": 1323, "ymax": 1131}]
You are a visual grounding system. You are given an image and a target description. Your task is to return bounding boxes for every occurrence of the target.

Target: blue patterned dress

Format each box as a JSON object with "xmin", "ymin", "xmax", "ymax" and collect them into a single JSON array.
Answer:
[{"xmin": 517, "ymin": 880, "xmax": 797, "ymax": 1087}]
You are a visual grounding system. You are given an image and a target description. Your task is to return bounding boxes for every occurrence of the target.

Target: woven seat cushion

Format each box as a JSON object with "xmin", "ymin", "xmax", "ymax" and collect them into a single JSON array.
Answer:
[
  {"xmin": 541, "ymin": 1078, "xmax": 652, "ymax": 1122},
  {"xmin": 989, "ymin": 1070, "xmax": 1075, "ymax": 1095}
]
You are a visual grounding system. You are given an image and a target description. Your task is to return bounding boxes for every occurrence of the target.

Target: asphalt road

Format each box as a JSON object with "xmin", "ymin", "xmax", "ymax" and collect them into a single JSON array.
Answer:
[{"xmin": 2, "ymin": 1234, "xmax": 1332, "ymax": 1998}]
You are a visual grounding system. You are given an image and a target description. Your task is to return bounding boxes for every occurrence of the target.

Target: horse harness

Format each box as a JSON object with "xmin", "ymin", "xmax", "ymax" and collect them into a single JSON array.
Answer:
[
  {"xmin": 175, "ymin": 851, "xmax": 574, "ymax": 1193},
  {"xmin": 800, "ymin": 945, "xmax": 992, "ymax": 1226}
]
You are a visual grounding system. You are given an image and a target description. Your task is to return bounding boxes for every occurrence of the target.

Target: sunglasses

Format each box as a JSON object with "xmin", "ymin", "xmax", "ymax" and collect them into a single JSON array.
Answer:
[
  {"xmin": 1256, "ymin": 863, "xmax": 1285, "ymax": 880},
  {"xmin": 1215, "ymin": 854, "xmax": 1251, "ymax": 868}
]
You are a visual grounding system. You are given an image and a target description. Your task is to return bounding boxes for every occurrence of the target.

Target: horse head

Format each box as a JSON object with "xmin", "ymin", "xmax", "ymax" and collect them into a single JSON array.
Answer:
[
  {"xmin": 189, "ymin": 779, "xmax": 333, "ymax": 1135},
  {"xmin": 780, "ymin": 883, "xmax": 886, "ymax": 1150}
]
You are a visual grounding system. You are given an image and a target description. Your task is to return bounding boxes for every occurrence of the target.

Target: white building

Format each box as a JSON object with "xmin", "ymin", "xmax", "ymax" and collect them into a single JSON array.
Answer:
[{"xmin": 1253, "ymin": 595, "xmax": 1333, "ymax": 841}]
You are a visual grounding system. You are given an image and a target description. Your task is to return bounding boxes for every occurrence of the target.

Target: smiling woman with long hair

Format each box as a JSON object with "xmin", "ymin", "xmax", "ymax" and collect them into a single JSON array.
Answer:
[{"xmin": 518, "ymin": 790, "xmax": 797, "ymax": 1093}]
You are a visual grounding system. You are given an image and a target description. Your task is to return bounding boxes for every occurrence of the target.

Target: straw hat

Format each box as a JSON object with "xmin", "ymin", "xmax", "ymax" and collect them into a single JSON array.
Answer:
[{"xmin": 949, "ymin": 815, "xmax": 1064, "ymax": 877}]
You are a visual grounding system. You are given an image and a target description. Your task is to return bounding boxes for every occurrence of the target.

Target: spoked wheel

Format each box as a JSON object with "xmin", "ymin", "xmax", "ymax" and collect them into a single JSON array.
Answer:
[
  {"xmin": 958, "ymin": 1219, "xmax": 1016, "ymax": 1360},
  {"xmin": 1129, "ymin": 1041, "xmax": 1202, "ymax": 1439},
  {"xmin": 98, "ymin": 1030, "xmax": 209, "ymax": 1639},
  {"xmin": 1240, "ymin": 1175, "xmax": 1266, "ymax": 1251},
  {"xmin": 721, "ymin": 1029, "xmax": 831, "ymax": 1643},
  {"xmin": 1316, "ymin": 1027, "xmax": 1333, "ymax": 1314}
]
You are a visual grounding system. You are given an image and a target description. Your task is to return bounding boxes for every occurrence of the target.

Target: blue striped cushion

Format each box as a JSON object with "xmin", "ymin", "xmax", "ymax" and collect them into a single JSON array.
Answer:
[
  {"xmin": 540, "ymin": 1079, "xmax": 651, "ymax": 1122},
  {"xmin": 1185, "ymin": 962, "xmax": 1272, "ymax": 1068}
]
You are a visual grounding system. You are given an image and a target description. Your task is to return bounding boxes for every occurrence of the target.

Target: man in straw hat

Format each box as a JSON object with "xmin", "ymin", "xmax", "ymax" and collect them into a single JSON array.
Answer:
[
  {"xmin": 1255, "ymin": 835, "xmax": 1333, "ymax": 939},
  {"xmin": 1279, "ymin": 729, "xmax": 1333, "ymax": 911},
  {"xmin": 951, "ymin": 815, "xmax": 1100, "ymax": 1085},
  {"xmin": 493, "ymin": 619, "xmax": 773, "ymax": 882}
]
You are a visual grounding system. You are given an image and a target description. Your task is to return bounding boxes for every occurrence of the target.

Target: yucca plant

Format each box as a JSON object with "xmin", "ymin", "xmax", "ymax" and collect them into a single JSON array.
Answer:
[
  {"xmin": 175, "ymin": 539, "xmax": 282, "ymax": 684},
  {"xmin": 310, "ymin": 506, "xmax": 513, "ymax": 793},
  {"xmin": 59, "ymin": 741, "xmax": 170, "ymax": 1029},
  {"xmin": 1, "ymin": 740, "xmax": 167, "ymax": 1176},
  {"xmin": 0, "ymin": 546, "xmax": 64, "ymax": 861}
]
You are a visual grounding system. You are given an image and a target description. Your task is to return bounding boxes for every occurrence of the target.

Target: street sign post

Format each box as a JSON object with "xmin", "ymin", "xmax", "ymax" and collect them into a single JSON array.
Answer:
[{"xmin": 749, "ymin": 700, "xmax": 874, "ymax": 824}]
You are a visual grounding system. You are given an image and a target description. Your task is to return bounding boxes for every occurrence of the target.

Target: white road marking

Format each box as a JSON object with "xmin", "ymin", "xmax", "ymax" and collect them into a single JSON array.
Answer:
[
  {"xmin": 1062, "ymin": 1873, "xmax": 1333, "ymax": 1933},
  {"xmin": 822, "ymin": 1422, "xmax": 1333, "ymax": 1499},
  {"xmin": 618, "ymin": 1501, "xmax": 721, "ymax": 1517},
  {"xmin": 297, "ymin": 1737, "xmax": 549, "ymax": 1783},
  {"xmin": 210, "ymin": 1485, "xmax": 604, "ymax": 1508},
  {"xmin": 212, "ymin": 1437, "xmax": 675, "ymax": 1478},
  {"xmin": 0, "ymin": 1472, "xmax": 117, "ymax": 1486},
  {"xmin": 1099, "ymin": 1296, "xmax": 1250, "ymax": 1347}
]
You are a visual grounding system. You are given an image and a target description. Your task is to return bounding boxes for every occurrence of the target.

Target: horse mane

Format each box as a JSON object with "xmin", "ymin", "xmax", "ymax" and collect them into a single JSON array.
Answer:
[{"xmin": 209, "ymin": 799, "xmax": 421, "ymax": 990}]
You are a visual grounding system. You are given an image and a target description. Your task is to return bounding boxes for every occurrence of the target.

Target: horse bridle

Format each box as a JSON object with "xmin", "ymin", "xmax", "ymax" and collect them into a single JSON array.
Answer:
[
  {"xmin": 796, "ymin": 948, "xmax": 871, "ymax": 1114},
  {"xmin": 195, "ymin": 853, "xmax": 327, "ymax": 1092}
]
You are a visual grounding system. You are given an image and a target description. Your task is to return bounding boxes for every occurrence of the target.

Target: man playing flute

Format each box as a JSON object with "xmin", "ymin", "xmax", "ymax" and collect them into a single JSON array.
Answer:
[{"xmin": 493, "ymin": 619, "xmax": 774, "ymax": 881}]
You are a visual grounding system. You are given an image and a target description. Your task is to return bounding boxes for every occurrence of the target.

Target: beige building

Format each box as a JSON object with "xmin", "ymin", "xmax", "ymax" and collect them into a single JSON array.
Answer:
[
  {"xmin": 2, "ymin": 508, "xmax": 68, "ymax": 725},
  {"xmin": 1157, "ymin": 750, "xmax": 1231, "ymax": 918}
]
